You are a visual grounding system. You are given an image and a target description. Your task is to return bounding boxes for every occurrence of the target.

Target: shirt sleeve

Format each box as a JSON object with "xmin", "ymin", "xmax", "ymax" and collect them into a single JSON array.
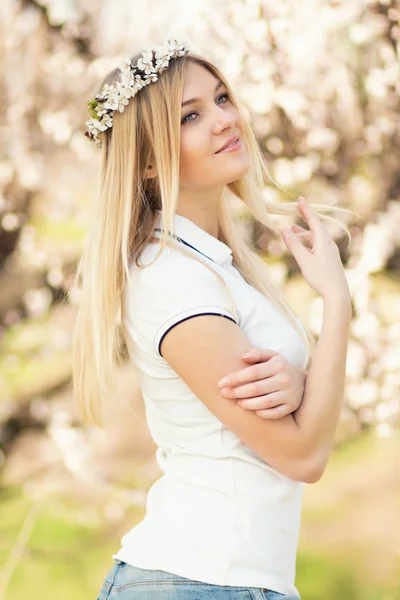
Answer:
[{"xmin": 124, "ymin": 254, "xmax": 238, "ymax": 359}]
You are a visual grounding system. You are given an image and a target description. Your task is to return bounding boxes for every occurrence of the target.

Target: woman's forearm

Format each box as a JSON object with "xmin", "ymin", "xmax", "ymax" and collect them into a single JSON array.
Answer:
[{"xmin": 293, "ymin": 292, "xmax": 352, "ymax": 473}]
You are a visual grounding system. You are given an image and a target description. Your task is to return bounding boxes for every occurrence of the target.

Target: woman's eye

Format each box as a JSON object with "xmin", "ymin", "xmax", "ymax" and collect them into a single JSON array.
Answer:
[
  {"xmin": 181, "ymin": 93, "xmax": 230, "ymax": 125},
  {"xmin": 217, "ymin": 93, "xmax": 229, "ymax": 105},
  {"xmin": 181, "ymin": 111, "xmax": 197, "ymax": 125}
]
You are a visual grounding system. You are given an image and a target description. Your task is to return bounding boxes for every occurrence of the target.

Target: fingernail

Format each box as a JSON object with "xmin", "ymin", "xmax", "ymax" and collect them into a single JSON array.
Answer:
[
  {"xmin": 283, "ymin": 228, "xmax": 292, "ymax": 237},
  {"xmin": 242, "ymin": 352, "xmax": 252, "ymax": 359},
  {"xmin": 218, "ymin": 377, "xmax": 230, "ymax": 387}
]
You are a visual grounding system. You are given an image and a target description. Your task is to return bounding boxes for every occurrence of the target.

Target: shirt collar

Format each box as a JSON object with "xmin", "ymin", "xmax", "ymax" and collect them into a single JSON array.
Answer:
[{"xmin": 153, "ymin": 210, "xmax": 233, "ymax": 265}]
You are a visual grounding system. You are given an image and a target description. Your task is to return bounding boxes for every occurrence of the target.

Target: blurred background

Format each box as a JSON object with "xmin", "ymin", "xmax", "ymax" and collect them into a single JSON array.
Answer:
[{"xmin": 0, "ymin": 0, "xmax": 399, "ymax": 598}]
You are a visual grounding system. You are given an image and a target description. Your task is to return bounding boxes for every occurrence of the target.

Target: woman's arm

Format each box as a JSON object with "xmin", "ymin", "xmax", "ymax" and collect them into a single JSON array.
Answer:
[
  {"xmin": 160, "ymin": 312, "xmax": 321, "ymax": 484},
  {"xmin": 292, "ymin": 291, "xmax": 352, "ymax": 475},
  {"xmin": 278, "ymin": 197, "xmax": 352, "ymax": 478},
  {"xmin": 215, "ymin": 295, "xmax": 350, "ymax": 481},
  {"xmin": 209, "ymin": 197, "xmax": 352, "ymax": 482}
]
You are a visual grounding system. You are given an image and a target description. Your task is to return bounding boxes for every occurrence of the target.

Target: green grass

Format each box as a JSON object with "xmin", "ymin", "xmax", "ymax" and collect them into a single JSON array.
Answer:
[
  {"xmin": 297, "ymin": 548, "xmax": 400, "ymax": 600},
  {"xmin": 0, "ymin": 486, "xmax": 142, "ymax": 600},
  {"xmin": 297, "ymin": 550, "xmax": 359, "ymax": 599}
]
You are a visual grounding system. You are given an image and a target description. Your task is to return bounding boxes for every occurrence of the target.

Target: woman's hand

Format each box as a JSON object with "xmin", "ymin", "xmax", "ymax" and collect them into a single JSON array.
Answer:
[
  {"xmin": 282, "ymin": 196, "xmax": 350, "ymax": 302},
  {"xmin": 218, "ymin": 348, "xmax": 308, "ymax": 419}
]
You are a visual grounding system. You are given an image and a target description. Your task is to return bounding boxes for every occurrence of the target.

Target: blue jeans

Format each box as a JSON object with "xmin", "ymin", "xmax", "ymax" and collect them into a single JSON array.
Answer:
[{"xmin": 96, "ymin": 560, "xmax": 301, "ymax": 599}]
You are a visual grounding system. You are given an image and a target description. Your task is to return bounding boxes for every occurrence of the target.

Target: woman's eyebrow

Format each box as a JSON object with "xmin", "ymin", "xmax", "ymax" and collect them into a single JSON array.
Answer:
[{"xmin": 181, "ymin": 80, "xmax": 224, "ymax": 108}]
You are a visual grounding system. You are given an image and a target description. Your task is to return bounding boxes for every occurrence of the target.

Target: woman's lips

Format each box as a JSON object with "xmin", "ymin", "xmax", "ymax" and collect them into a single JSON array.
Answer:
[{"xmin": 216, "ymin": 137, "xmax": 241, "ymax": 154}]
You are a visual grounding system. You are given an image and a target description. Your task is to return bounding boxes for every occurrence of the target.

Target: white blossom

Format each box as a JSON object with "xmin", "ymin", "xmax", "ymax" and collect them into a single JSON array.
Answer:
[
  {"xmin": 137, "ymin": 50, "xmax": 155, "ymax": 75},
  {"xmin": 144, "ymin": 73, "xmax": 159, "ymax": 83}
]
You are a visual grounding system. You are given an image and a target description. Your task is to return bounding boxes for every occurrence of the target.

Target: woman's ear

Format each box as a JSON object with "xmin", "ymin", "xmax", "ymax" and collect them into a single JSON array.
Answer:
[{"xmin": 144, "ymin": 163, "xmax": 158, "ymax": 179}]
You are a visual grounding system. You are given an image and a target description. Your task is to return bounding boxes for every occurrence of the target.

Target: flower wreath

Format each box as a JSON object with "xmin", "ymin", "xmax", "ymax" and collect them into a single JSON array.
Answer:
[{"xmin": 84, "ymin": 38, "xmax": 190, "ymax": 147}]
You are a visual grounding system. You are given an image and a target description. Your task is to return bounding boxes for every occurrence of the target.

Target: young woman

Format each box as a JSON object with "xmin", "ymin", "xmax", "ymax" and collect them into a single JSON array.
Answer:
[{"xmin": 73, "ymin": 39, "xmax": 352, "ymax": 600}]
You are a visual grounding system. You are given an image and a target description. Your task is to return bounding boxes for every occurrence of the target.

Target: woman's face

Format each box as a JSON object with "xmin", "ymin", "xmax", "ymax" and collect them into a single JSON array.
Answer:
[{"xmin": 179, "ymin": 62, "xmax": 250, "ymax": 191}]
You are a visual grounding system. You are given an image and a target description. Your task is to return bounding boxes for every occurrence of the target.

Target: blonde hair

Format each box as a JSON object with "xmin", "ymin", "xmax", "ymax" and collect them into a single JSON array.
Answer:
[{"xmin": 72, "ymin": 49, "xmax": 353, "ymax": 426}]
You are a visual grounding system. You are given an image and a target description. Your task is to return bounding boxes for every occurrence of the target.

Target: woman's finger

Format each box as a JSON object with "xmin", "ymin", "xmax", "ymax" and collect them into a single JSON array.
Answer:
[
  {"xmin": 281, "ymin": 226, "xmax": 312, "ymax": 261},
  {"xmin": 290, "ymin": 225, "xmax": 313, "ymax": 245},
  {"xmin": 218, "ymin": 349, "xmax": 277, "ymax": 387},
  {"xmin": 222, "ymin": 374, "xmax": 284, "ymax": 399},
  {"xmin": 291, "ymin": 224, "xmax": 309, "ymax": 233},
  {"xmin": 297, "ymin": 197, "xmax": 323, "ymax": 235},
  {"xmin": 256, "ymin": 403, "xmax": 290, "ymax": 420},
  {"xmin": 241, "ymin": 348, "xmax": 278, "ymax": 363},
  {"xmin": 237, "ymin": 391, "xmax": 287, "ymax": 410}
]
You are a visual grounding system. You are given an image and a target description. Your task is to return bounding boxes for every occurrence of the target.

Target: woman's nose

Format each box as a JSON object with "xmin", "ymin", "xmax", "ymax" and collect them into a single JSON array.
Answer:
[{"xmin": 212, "ymin": 107, "xmax": 236, "ymax": 133}]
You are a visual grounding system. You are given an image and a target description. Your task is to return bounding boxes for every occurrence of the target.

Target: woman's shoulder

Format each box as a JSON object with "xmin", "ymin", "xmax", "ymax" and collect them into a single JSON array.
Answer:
[
  {"xmin": 128, "ymin": 241, "xmax": 218, "ymax": 289},
  {"xmin": 123, "ymin": 241, "xmax": 235, "ymax": 322}
]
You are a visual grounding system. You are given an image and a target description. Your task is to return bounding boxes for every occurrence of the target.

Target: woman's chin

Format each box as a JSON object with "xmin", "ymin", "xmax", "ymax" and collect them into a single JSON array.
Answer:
[{"xmin": 224, "ymin": 162, "xmax": 251, "ymax": 183}]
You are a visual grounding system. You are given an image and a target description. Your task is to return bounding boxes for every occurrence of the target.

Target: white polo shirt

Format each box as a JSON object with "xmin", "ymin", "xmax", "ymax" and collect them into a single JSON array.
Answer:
[{"xmin": 112, "ymin": 209, "xmax": 309, "ymax": 597}]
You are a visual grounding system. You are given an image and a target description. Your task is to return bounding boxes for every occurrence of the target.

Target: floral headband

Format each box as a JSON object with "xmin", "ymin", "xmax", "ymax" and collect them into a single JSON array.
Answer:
[{"xmin": 84, "ymin": 38, "xmax": 190, "ymax": 147}]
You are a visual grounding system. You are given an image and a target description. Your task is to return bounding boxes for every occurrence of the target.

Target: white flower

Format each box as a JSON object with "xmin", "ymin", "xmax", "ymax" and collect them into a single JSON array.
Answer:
[
  {"xmin": 116, "ymin": 95, "xmax": 129, "ymax": 112},
  {"xmin": 137, "ymin": 50, "xmax": 155, "ymax": 75},
  {"xmin": 85, "ymin": 111, "xmax": 113, "ymax": 144},
  {"xmin": 120, "ymin": 72, "xmax": 133, "ymax": 87},
  {"xmin": 167, "ymin": 39, "xmax": 187, "ymax": 57},
  {"xmin": 85, "ymin": 117, "xmax": 106, "ymax": 138},
  {"xmin": 144, "ymin": 72, "xmax": 158, "ymax": 83},
  {"xmin": 155, "ymin": 55, "xmax": 170, "ymax": 70},
  {"xmin": 103, "ymin": 83, "xmax": 115, "ymax": 94},
  {"xmin": 141, "ymin": 49, "xmax": 153, "ymax": 62},
  {"xmin": 104, "ymin": 89, "xmax": 130, "ymax": 112},
  {"xmin": 116, "ymin": 81, "xmax": 134, "ymax": 99},
  {"xmin": 154, "ymin": 42, "xmax": 171, "ymax": 60},
  {"xmin": 84, "ymin": 117, "xmax": 97, "ymax": 129},
  {"xmin": 137, "ymin": 60, "xmax": 154, "ymax": 75},
  {"xmin": 122, "ymin": 86, "xmax": 135, "ymax": 99},
  {"xmin": 98, "ymin": 116, "xmax": 112, "ymax": 130}
]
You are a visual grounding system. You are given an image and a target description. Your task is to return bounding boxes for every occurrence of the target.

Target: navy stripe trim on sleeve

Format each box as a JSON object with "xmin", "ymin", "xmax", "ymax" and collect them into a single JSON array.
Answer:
[{"xmin": 158, "ymin": 313, "xmax": 237, "ymax": 357}]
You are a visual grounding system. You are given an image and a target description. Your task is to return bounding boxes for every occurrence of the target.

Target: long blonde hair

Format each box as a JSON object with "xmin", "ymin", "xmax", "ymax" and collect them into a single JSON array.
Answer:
[{"xmin": 72, "ymin": 49, "xmax": 353, "ymax": 426}]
